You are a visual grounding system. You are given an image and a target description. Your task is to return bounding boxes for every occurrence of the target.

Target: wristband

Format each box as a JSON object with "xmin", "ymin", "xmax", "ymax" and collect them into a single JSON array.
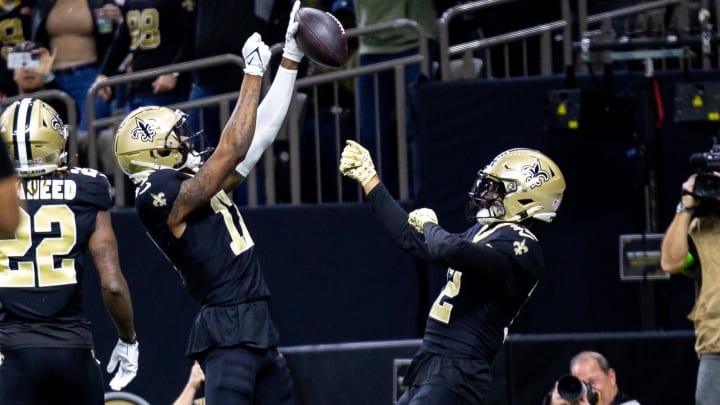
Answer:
[
  {"xmin": 120, "ymin": 333, "xmax": 137, "ymax": 344},
  {"xmin": 676, "ymin": 202, "xmax": 695, "ymax": 215}
]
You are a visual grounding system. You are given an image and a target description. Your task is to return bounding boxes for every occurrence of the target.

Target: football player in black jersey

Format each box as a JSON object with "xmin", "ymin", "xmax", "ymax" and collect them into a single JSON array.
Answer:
[
  {"xmin": 340, "ymin": 140, "xmax": 566, "ymax": 405},
  {"xmin": 0, "ymin": 98, "xmax": 139, "ymax": 405},
  {"xmin": 112, "ymin": 2, "xmax": 304, "ymax": 403}
]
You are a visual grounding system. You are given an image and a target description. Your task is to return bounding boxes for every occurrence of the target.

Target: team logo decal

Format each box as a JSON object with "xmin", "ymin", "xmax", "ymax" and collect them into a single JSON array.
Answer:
[
  {"xmin": 152, "ymin": 192, "xmax": 167, "ymax": 207},
  {"xmin": 131, "ymin": 118, "xmax": 157, "ymax": 142},
  {"xmin": 513, "ymin": 239, "xmax": 528, "ymax": 255},
  {"xmin": 521, "ymin": 159, "xmax": 549, "ymax": 189},
  {"xmin": 49, "ymin": 110, "xmax": 63, "ymax": 131}
]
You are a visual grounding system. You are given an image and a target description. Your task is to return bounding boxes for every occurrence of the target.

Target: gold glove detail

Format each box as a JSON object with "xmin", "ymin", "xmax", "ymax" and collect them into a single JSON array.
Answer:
[
  {"xmin": 408, "ymin": 208, "xmax": 438, "ymax": 234},
  {"xmin": 339, "ymin": 140, "xmax": 377, "ymax": 186}
]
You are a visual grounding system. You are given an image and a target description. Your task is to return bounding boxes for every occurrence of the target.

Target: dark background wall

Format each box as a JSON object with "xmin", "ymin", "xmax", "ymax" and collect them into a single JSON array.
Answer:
[{"xmin": 83, "ymin": 69, "xmax": 713, "ymax": 404}]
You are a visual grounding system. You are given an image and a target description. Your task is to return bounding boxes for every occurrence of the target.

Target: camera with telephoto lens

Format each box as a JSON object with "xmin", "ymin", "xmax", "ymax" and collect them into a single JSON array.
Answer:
[
  {"xmin": 557, "ymin": 374, "xmax": 600, "ymax": 405},
  {"xmin": 689, "ymin": 141, "xmax": 720, "ymax": 199}
]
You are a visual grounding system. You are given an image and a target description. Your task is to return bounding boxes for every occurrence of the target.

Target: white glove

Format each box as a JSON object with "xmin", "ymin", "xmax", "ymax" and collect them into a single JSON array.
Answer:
[
  {"xmin": 107, "ymin": 338, "xmax": 139, "ymax": 391},
  {"xmin": 408, "ymin": 208, "xmax": 438, "ymax": 234},
  {"xmin": 283, "ymin": 1, "xmax": 304, "ymax": 62},
  {"xmin": 339, "ymin": 140, "xmax": 377, "ymax": 186},
  {"xmin": 242, "ymin": 32, "xmax": 271, "ymax": 76}
]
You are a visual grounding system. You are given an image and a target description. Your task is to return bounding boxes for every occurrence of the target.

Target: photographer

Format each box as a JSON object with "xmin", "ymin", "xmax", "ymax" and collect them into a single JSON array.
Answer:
[
  {"xmin": 543, "ymin": 375, "xmax": 597, "ymax": 405},
  {"xmin": 544, "ymin": 351, "xmax": 640, "ymax": 405},
  {"xmin": 661, "ymin": 169, "xmax": 720, "ymax": 405}
]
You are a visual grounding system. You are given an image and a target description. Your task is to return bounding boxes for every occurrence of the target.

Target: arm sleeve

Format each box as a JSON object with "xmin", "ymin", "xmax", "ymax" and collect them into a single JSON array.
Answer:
[
  {"xmin": 235, "ymin": 66, "xmax": 297, "ymax": 176},
  {"xmin": 366, "ymin": 183, "xmax": 437, "ymax": 262},
  {"xmin": 423, "ymin": 223, "xmax": 516, "ymax": 289}
]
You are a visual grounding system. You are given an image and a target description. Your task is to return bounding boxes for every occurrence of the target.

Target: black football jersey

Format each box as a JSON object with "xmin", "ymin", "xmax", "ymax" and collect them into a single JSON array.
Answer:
[
  {"xmin": 367, "ymin": 184, "xmax": 543, "ymax": 363},
  {"xmin": 101, "ymin": 0, "xmax": 194, "ymax": 94},
  {"xmin": 0, "ymin": 167, "xmax": 112, "ymax": 350},
  {"xmin": 135, "ymin": 169, "xmax": 278, "ymax": 355},
  {"xmin": 421, "ymin": 222, "xmax": 542, "ymax": 361}
]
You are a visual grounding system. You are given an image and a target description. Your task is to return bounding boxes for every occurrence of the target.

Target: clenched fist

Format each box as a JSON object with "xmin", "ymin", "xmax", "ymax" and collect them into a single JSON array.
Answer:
[
  {"xmin": 408, "ymin": 208, "xmax": 438, "ymax": 234},
  {"xmin": 339, "ymin": 140, "xmax": 377, "ymax": 186}
]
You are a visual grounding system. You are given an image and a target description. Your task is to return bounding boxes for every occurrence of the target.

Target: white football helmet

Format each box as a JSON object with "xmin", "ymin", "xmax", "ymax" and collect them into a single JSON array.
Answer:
[
  {"xmin": 0, "ymin": 98, "xmax": 68, "ymax": 177},
  {"xmin": 466, "ymin": 148, "xmax": 566, "ymax": 224},
  {"xmin": 114, "ymin": 106, "xmax": 210, "ymax": 184}
]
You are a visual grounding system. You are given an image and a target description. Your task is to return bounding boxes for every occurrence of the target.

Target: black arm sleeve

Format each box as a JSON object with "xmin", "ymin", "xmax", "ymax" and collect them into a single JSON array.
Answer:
[
  {"xmin": 423, "ymin": 223, "xmax": 516, "ymax": 292},
  {"xmin": 366, "ymin": 183, "xmax": 436, "ymax": 263}
]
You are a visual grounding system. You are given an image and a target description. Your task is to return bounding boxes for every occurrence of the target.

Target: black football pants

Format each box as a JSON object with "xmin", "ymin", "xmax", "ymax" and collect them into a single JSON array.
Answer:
[
  {"xmin": 200, "ymin": 345, "xmax": 295, "ymax": 405},
  {"xmin": 0, "ymin": 347, "xmax": 104, "ymax": 405}
]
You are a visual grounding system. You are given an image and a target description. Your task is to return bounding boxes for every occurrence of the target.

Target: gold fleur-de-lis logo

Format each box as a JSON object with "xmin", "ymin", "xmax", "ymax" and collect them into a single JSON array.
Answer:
[
  {"xmin": 513, "ymin": 239, "xmax": 528, "ymax": 256},
  {"xmin": 151, "ymin": 192, "xmax": 166, "ymax": 207}
]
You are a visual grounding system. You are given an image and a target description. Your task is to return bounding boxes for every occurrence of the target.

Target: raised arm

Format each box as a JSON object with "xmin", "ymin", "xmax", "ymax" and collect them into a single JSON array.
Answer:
[
  {"xmin": 222, "ymin": 0, "xmax": 304, "ymax": 192},
  {"xmin": 166, "ymin": 33, "xmax": 271, "ymax": 235},
  {"xmin": 340, "ymin": 140, "xmax": 437, "ymax": 262}
]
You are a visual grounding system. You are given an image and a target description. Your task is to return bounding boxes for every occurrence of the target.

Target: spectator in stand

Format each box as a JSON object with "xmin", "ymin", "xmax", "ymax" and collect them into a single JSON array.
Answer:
[
  {"xmin": 188, "ymin": 0, "xmax": 288, "ymax": 205},
  {"xmin": 8, "ymin": 41, "xmax": 119, "ymax": 174},
  {"xmin": 95, "ymin": 0, "xmax": 195, "ymax": 111},
  {"xmin": 31, "ymin": 0, "xmax": 122, "ymax": 137},
  {"xmin": 0, "ymin": 0, "xmax": 35, "ymax": 98},
  {"xmin": 10, "ymin": 44, "xmax": 65, "ymax": 113},
  {"xmin": 353, "ymin": 0, "xmax": 436, "ymax": 198}
]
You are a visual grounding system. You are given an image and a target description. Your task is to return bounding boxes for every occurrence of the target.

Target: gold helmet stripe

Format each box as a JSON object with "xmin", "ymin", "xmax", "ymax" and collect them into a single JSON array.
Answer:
[{"xmin": 13, "ymin": 98, "xmax": 33, "ymax": 170}]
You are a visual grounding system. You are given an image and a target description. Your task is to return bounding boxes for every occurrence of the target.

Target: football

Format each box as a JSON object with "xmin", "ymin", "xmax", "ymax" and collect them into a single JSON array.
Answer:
[{"xmin": 295, "ymin": 7, "xmax": 349, "ymax": 68}]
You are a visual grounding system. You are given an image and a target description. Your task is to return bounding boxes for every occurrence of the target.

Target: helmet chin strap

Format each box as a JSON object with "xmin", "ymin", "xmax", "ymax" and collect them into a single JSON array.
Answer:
[{"xmin": 132, "ymin": 159, "xmax": 168, "ymax": 171}]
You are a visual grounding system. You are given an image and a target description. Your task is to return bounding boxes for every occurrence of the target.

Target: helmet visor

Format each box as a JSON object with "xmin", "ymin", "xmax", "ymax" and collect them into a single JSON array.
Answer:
[{"xmin": 465, "ymin": 172, "xmax": 506, "ymax": 222}]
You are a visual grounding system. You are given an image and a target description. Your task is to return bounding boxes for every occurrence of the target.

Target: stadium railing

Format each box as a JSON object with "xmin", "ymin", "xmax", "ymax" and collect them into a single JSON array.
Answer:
[{"xmin": 82, "ymin": 0, "xmax": 719, "ymax": 206}]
